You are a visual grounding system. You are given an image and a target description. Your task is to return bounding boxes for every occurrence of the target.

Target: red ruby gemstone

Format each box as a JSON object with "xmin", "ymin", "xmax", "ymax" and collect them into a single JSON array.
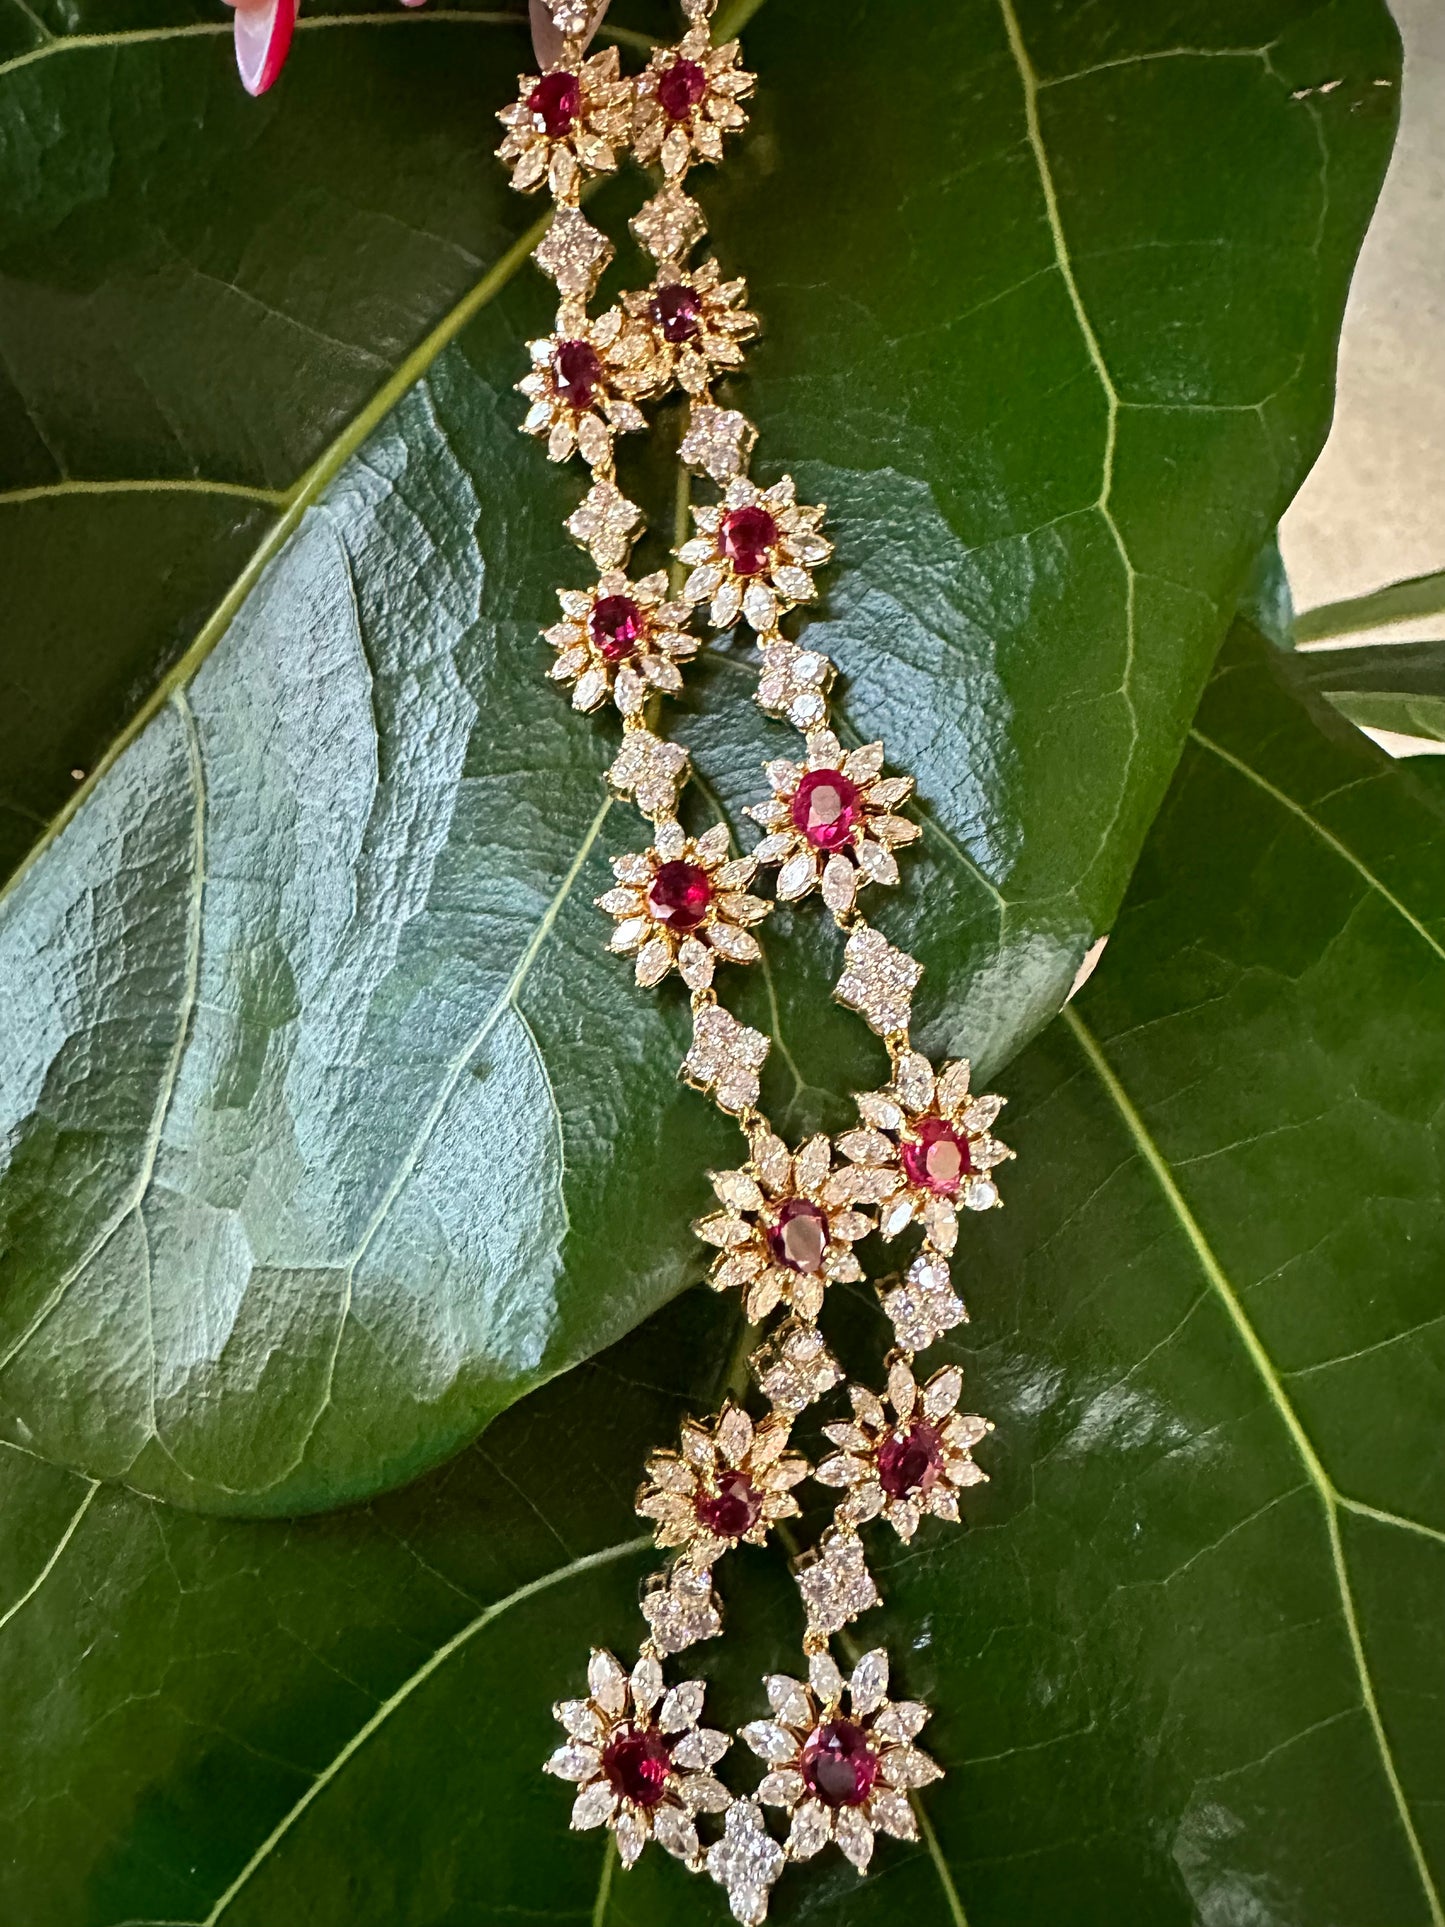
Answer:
[
  {"xmin": 646, "ymin": 860, "xmax": 713, "ymax": 933},
  {"xmin": 695, "ymin": 1469, "xmax": 763, "ymax": 1540},
  {"xmin": 720, "ymin": 505, "xmax": 779, "ymax": 578},
  {"xmin": 528, "ymin": 70, "xmax": 581, "ymax": 139},
  {"xmin": 651, "ymin": 283, "xmax": 704, "ymax": 344},
  {"xmin": 800, "ymin": 1720, "xmax": 879, "ymax": 1809},
  {"xmin": 790, "ymin": 769, "xmax": 861, "ymax": 853},
  {"xmin": 900, "ymin": 1115, "xmax": 973, "ymax": 1196},
  {"xmin": 766, "ymin": 1197, "xmax": 830, "ymax": 1274},
  {"xmin": 602, "ymin": 1725, "xmax": 672, "ymax": 1808},
  {"xmin": 878, "ymin": 1421, "xmax": 945, "ymax": 1501},
  {"xmin": 590, "ymin": 595, "xmax": 644, "ymax": 662},
  {"xmin": 657, "ymin": 57, "xmax": 708, "ymax": 121},
  {"xmin": 554, "ymin": 339, "xmax": 604, "ymax": 410}
]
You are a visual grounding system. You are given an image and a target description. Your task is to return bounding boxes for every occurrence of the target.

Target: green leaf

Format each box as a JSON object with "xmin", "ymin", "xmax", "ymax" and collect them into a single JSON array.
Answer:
[
  {"xmin": 1294, "ymin": 566, "xmax": 1445, "ymax": 644},
  {"xmin": 1285, "ymin": 637, "xmax": 1445, "ymax": 744},
  {"xmin": 3, "ymin": 624, "xmax": 1441, "ymax": 1923},
  {"xmin": 0, "ymin": 0, "xmax": 1401, "ymax": 1513}
]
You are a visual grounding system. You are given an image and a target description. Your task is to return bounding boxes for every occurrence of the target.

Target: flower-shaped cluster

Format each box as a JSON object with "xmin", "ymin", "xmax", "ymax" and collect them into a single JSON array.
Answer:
[
  {"xmin": 622, "ymin": 260, "xmax": 759, "ymax": 398},
  {"xmin": 839, "ymin": 1050, "xmax": 1013, "ymax": 1252},
  {"xmin": 678, "ymin": 476, "xmax": 832, "ymax": 634},
  {"xmin": 816, "ymin": 1358, "xmax": 990, "ymax": 1541},
  {"xmin": 634, "ymin": 25, "xmax": 755, "ymax": 179},
  {"xmin": 741, "ymin": 1647, "xmax": 941, "ymax": 1874},
  {"xmin": 496, "ymin": 48, "xmax": 633, "ymax": 200},
  {"xmin": 518, "ymin": 309, "xmax": 652, "ymax": 467},
  {"xmin": 693, "ymin": 1128, "xmax": 871, "ymax": 1323},
  {"xmin": 546, "ymin": 1649, "xmax": 730, "ymax": 1868},
  {"xmin": 599, "ymin": 820, "xmax": 769, "ymax": 990},
  {"xmin": 546, "ymin": 569, "xmax": 698, "ymax": 716},
  {"xmin": 636, "ymin": 1398, "xmax": 809, "ymax": 1567},
  {"xmin": 746, "ymin": 731, "xmax": 919, "ymax": 915}
]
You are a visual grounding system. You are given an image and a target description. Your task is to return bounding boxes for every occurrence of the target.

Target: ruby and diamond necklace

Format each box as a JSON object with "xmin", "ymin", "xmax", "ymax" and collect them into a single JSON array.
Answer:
[{"xmin": 498, "ymin": 4, "xmax": 1013, "ymax": 1917}]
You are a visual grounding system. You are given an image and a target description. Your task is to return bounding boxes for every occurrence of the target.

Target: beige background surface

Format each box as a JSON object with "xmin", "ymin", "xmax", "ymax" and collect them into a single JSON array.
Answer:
[{"xmin": 1280, "ymin": 0, "xmax": 1444, "ymax": 635}]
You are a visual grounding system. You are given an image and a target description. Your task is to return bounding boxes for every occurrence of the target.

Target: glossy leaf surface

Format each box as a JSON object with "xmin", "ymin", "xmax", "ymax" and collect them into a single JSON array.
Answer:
[
  {"xmin": 0, "ymin": 0, "xmax": 1400, "ymax": 1511},
  {"xmin": 2, "ymin": 629, "xmax": 1441, "ymax": 1925}
]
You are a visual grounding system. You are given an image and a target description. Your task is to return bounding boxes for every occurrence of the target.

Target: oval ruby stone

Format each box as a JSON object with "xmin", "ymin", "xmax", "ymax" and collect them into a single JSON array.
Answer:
[
  {"xmin": 766, "ymin": 1197, "xmax": 829, "ymax": 1274},
  {"xmin": 800, "ymin": 1720, "xmax": 878, "ymax": 1808},
  {"xmin": 900, "ymin": 1115, "xmax": 973, "ymax": 1196},
  {"xmin": 652, "ymin": 283, "xmax": 704, "ymax": 344},
  {"xmin": 554, "ymin": 339, "xmax": 604, "ymax": 410},
  {"xmin": 528, "ymin": 70, "xmax": 581, "ymax": 139},
  {"xmin": 878, "ymin": 1420, "xmax": 945, "ymax": 1500},
  {"xmin": 602, "ymin": 1725, "xmax": 672, "ymax": 1808},
  {"xmin": 695, "ymin": 1469, "xmax": 763, "ymax": 1540},
  {"xmin": 791, "ymin": 769, "xmax": 861, "ymax": 853},
  {"xmin": 646, "ymin": 860, "xmax": 713, "ymax": 933},
  {"xmin": 657, "ymin": 57, "xmax": 708, "ymax": 121},
  {"xmin": 720, "ymin": 505, "xmax": 779, "ymax": 578},
  {"xmin": 590, "ymin": 595, "xmax": 644, "ymax": 662}
]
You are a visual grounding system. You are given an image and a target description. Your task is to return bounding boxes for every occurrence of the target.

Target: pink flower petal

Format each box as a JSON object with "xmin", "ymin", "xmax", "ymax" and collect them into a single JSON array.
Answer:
[{"xmin": 231, "ymin": 0, "xmax": 298, "ymax": 96}]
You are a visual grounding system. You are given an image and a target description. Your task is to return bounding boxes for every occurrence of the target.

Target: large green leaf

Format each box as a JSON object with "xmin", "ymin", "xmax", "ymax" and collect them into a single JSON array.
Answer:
[
  {"xmin": 3, "ymin": 626, "xmax": 1441, "ymax": 1924},
  {"xmin": 0, "ymin": 0, "xmax": 1400, "ymax": 1513}
]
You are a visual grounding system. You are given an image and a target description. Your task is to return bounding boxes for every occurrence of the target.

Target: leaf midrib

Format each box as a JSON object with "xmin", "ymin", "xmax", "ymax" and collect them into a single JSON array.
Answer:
[
  {"xmin": 1063, "ymin": 1005, "xmax": 1444, "ymax": 1927},
  {"xmin": 0, "ymin": 206, "xmax": 553, "ymax": 909}
]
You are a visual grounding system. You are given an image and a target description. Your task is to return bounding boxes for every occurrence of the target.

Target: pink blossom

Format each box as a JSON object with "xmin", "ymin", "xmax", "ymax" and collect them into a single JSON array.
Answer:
[{"xmin": 224, "ymin": 0, "xmax": 428, "ymax": 97}]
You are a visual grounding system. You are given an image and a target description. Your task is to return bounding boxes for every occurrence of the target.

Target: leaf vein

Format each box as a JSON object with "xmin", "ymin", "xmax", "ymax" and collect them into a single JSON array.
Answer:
[
  {"xmin": 189, "ymin": 1534, "xmax": 652, "ymax": 1925},
  {"xmin": 1065, "ymin": 1005, "xmax": 1443, "ymax": 1926},
  {"xmin": 1188, "ymin": 726, "xmax": 1445, "ymax": 966},
  {"xmin": 0, "ymin": 1479, "xmax": 98, "ymax": 1635}
]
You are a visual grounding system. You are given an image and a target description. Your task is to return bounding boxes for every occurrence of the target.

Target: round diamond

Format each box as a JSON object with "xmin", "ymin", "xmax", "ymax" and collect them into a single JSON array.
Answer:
[
  {"xmin": 766, "ymin": 1198, "xmax": 829, "ymax": 1274},
  {"xmin": 528, "ymin": 71, "xmax": 581, "ymax": 139},
  {"xmin": 800, "ymin": 1720, "xmax": 878, "ymax": 1808},
  {"xmin": 602, "ymin": 1725, "xmax": 672, "ymax": 1808},
  {"xmin": 791, "ymin": 770, "xmax": 861, "ymax": 853},
  {"xmin": 900, "ymin": 1116, "xmax": 973, "ymax": 1196},
  {"xmin": 590, "ymin": 594, "xmax": 644, "ymax": 662},
  {"xmin": 695, "ymin": 1469, "xmax": 763, "ymax": 1540},
  {"xmin": 647, "ymin": 861, "xmax": 713, "ymax": 933},
  {"xmin": 878, "ymin": 1421, "xmax": 945, "ymax": 1500},
  {"xmin": 720, "ymin": 505, "xmax": 779, "ymax": 578},
  {"xmin": 651, "ymin": 283, "xmax": 704, "ymax": 344},
  {"xmin": 554, "ymin": 339, "xmax": 604, "ymax": 410},
  {"xmin": 657, "ymin": 57, "xmax": 708, "ymax": 121}
]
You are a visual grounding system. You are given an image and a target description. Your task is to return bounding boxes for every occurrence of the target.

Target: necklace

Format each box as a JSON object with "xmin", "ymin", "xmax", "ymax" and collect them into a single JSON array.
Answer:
[{"xmin": 501, "ymin": 5, "xmax": 1013, "ymax": 1917}]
